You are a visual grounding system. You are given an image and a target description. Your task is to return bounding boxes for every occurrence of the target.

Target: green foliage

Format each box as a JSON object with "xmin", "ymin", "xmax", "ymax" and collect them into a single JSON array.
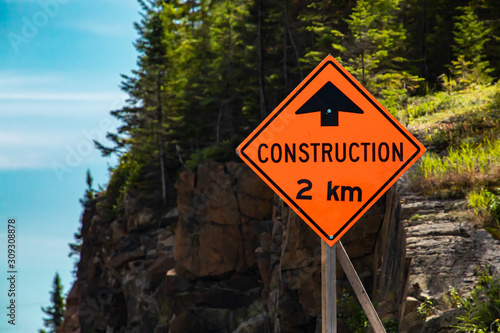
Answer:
[
  {"xmin": 337, "ymin": 291, "xmax": 367, "ymax": 332},
  {"xmin": 336, "ymin": 290, "xmax": 398, "ymax": 332},
  {"xmin": 491, "ymin": 195, "xmax": 500, "ymax": 222},
  {"xmin": 409, "ymin": 213, "xmax": 422, "ymax": 221},
  {"xmin": 407, "ymin": 83, "xmax": 500, "ymax": 236},
  {"xmin": 340, "ymin": 0, "xmax": 422, "ymax": 99},
  {"xmin": 79, "ymin": 169, "xmax": 95, "ymax": 207},
  {"xmin": 408, "ymin": 89, "xmax": 498, "ymax": 202},
  {"xmin": 468, "ymin": 188, "xmax": 496, "ymax": 216},
  {"xmin": 95, "ymin": 152, "xmax": 144, "ymax": 222},
  {"xmin": 416, "ymin": 139, "xmax": 500, "ymax": 183},
  {"xmin": 404, "ymin": 92, "xmax": 453, "ymax": 121},
  {"xmin": 112, "ymin": 153, "xmax": 143, "ymax": 205},
  {"xmin": 417, "ymin": 297, "xmax": 435, "ymax": 319},
  {"xmin": 70, "ymin": 171, "xmax": 96, "ymax": 276},
  {"xmin": 468, "ymin": 188, "xmax": 500, "ymax": 238},
  {"xmin": 418, "ymin": 88, "xmax": 500, "ymax": 152},
  {"xmin": 450, "ymin": 5, "xmax": 493, "ymax": 89},
  {"xmin": 383, "ymin": 319, "xmax": 399, "ymax": 333},
  {"xmin": 40, "ymin": 273, "xmax": 65, "ymax": 333},
  {"xmin": 92, "ymin": 0, "xmax": 500, "ymax": 216},
  {"xmin": 185, "ymin": 135, "xmax": 242, "ymax": 171},
  {"xmin": 298, "ymin": 1, "xmax": 350, "ymax": 70},
  {"xmin": 450, "ymin": 268, "xmax": 500, "ymax": 332}
]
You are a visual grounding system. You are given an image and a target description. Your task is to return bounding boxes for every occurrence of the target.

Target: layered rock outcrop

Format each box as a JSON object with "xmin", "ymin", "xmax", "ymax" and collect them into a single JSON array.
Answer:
[
  {"xmin": 398, "ymin": 192, "xmax": 500, "ymax": 333},
  {"xmin": 62, "ymin": 160, "xmax": 408, "ymax": 332}
]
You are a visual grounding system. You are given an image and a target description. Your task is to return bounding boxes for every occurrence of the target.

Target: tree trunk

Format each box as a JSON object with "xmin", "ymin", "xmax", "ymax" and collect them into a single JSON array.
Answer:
[
  {"xmin": 157, "ymin": 69, "xmax": 167, "ymax": 206},
  {"xmin": 362, "ymin": 50, "xmax": 365, "ymax": 85},
  {"xmin": 284, "ymin": 0, "xmax": 302, "ymax": 80},
  {"xmin": 217, "ymin": 5, "xmax": 233, "ymax": 143},
  {"xmin": 283, "ymin": 3, "xmax": 288, "ymax": 93},
  {"xmin": 257, "ymin": 0, "xmax": 267, "ymax": 120}
]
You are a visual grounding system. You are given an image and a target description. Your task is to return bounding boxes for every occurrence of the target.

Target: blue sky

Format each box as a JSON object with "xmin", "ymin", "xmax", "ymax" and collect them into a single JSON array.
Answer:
[{"xmin": 0, "ymin": 0, "xmax": 141, "ymax": 331}]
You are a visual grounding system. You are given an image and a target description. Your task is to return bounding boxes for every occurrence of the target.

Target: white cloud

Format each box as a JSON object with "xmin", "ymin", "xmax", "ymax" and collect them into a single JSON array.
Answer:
[
  {"xmin": 0, "ymin": 74, "xmax": 62, "ymax": 86},
  {"xmin": 0, "ymin": 72, "xmax": 126, "ymax": 170},
  {"xmin": 0, "ymin": 101, "xmax": 123, "ymax": 117},
  {"xmin": 0, "ymin": 91, "xmax": 126, "ymax": 101},
  {"xmin": 0, "ymin": 122, "xmax": 113, "ymax": 170},
  {"xmin": 0, "ymin": 72, "xmax": 127, "ymax": 102},
  {"xmin": 0, "ymin": 145, "xmax": 103, "ymax": 170},
  {"xmin": 0, "ymin": 92, "xmax": 127, "ymax": 119},
  {"xmin": 0, "ymin": 151, "xmax": 49, "ymax": 169},
  {"xmin": 0, "ymin": 130, "xmax": 63, "ymax": 147},
  {"xmin": 0, "ymin": 73, "xmax": 127, "ymax": 116}
]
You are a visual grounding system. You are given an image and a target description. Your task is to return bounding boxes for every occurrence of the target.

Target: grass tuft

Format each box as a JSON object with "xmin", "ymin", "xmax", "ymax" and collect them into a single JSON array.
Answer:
[{"xmin": 409, "ymin": 139, "xmax": 500, "ymax": 197}]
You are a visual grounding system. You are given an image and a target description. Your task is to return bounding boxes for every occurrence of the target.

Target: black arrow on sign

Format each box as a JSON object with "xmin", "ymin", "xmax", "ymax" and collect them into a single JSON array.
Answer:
[{"xmin": 295, "ymin": 81, "xmax": 364, "ymax": 126}]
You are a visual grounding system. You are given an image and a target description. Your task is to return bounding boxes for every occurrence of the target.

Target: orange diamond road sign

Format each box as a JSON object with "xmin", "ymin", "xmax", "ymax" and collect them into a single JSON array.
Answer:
[{"xmin": 237, "ymin": 55, "xmax": 426, "ymax": 247}]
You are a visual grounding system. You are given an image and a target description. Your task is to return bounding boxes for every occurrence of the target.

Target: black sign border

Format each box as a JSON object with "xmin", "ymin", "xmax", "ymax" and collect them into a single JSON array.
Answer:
[{"xmin": 241, "ymin": 60, "xmax": 422, "ymax": 241}]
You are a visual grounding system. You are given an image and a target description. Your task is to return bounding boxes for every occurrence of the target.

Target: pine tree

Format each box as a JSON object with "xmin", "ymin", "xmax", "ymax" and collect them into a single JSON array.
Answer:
[
  {"xmin": 68, "ymin": 171, "xmax": 92, "ymax": 276},
  {"xmin": 40, "ymin": 273, "xmax": 65, "ymax": 333},
  {"xmin": 450, "ymin": 4, "xmax": 493, "ymax": 88},
  {"xmin": 96, "ymin": 0, "xmax": 178, "ymax": 206},
  {"xmin": 298, "ymin": 0, "xmax": 350, "ymax": 68},
  {"xmin": 344, "ymin": 0, "xmax": 415, "ymax": 90},
  {"xmin": 78, "ymin": 169, "xmax": 94, "ymax": 207},
  {"xmin": 330, "ymin": 0, "xmax": 422, "ymax": 115}
]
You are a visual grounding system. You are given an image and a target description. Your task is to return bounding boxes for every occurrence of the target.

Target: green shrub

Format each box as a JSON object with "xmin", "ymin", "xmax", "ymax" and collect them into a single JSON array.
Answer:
[
  {"xmin": 450, "ymin": 268, "xmax": 500, "ymax": 332},
  {"xmin": 417, "ymin": 298, "xmax": 434, "ymax": 319},
  {"xmin": 490, "ymin": 195, "xmax": 500, "ymax": 222},
  {"xmin": 106, "ymin": 153, "xmax": 142, "ymax": 201},
  {"xmin": 337, "ymin": 291, "xmax": 367, "ymax": 333},
  {"xmin": 99, "ymin": 153, "xmax": 143, "ymax": 221},
  {"xmin": 185, "ymin": 136, "xmax": 242, "ymax": 170},
  {"xmin": 468, "ymin": 189, "xmax": 496, "ymax": 216},
  {"xmin": 467, "ymin": 188, "xmax": 500, "ymax": 239},
  {"xmin": 405, "ymin": 92, "xmax": 452, "ymax": 121}
]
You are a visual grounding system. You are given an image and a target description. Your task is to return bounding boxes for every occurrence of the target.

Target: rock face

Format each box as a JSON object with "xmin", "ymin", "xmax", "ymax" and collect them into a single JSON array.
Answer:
[
  {"xmin": 62, "ymin": 160, "xmax": 408, "ymax": 332},
  {"xmin": 168, "ymin": 161, "xmax": 275, "ymax": 332},
  {"xmin": 61, "ymin": 190, "xmax": 177, "ymax": 332},
  {"xmin": 398, "ymin": 192, "xmax": 500, "ymax": 333}
]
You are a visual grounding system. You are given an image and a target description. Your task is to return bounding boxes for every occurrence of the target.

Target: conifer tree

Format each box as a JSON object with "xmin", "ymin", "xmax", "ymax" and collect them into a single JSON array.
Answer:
[
  {"xmin": 96, "ymin": 0, "xmax": 175, "ymax": 206},
  {"xmin": 450, "ymin": 4, "xmax": 493, "ymax": 88},
  {"xmin": 298, "ymin": 0, "xmax": 349, "ymax": 68},
  {"xmin": 40, "ymin": 273, "xmax": 65, "ymax": 333},
  {"xmin": 78, "ymin": 169, "xmax": 94, "ymax": 207},
  {"xmin": 204, "ymin": 0, "xmax": 241, "ymax": 142},
  {"xmin": 328, "ymin": 0, "xmax": 422, "ymax": 115},
  {"xmin": 344, "ymin": 0, "xmax": 416, "ymax": 92}
]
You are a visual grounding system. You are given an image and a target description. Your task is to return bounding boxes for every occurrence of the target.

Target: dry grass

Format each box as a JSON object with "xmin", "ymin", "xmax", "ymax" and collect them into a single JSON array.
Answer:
[
  {"xmin": 406, "ymin": 83, "xmax": 500, "ymax": 237},
  {"xmin": 409, "ymin": 166, "xmax": 500, "ymax": 198}
]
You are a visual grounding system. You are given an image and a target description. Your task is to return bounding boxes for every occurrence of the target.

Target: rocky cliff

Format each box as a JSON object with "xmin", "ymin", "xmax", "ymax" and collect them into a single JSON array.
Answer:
[
  {"xmin": 398, "ymin": 190, "xmax": 500, "ymax": 333},
  {"xmin": 61, "ymin": 160, "xmax": 500, "ymax": 333}
]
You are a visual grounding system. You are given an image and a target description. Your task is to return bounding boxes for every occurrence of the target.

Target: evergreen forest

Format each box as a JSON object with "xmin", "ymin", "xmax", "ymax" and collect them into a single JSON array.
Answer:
[{"xmin": 93, "ymin": 0, "xmax": 500, "ymax": 211}]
